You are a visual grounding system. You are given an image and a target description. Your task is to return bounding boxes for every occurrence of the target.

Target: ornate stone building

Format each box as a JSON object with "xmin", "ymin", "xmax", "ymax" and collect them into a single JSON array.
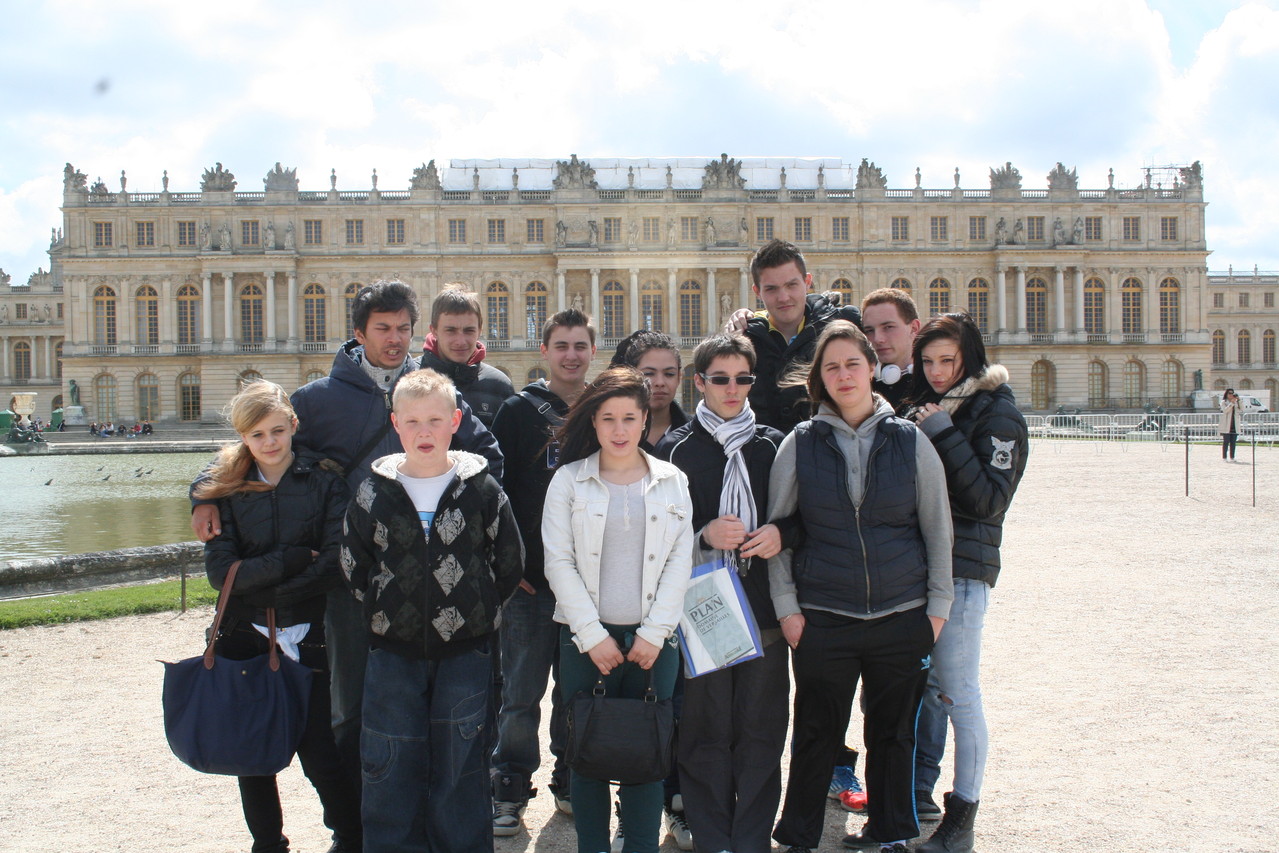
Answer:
[
  {"xmin": 1205, "ymin": 268, "xmax": 1279, "ymax": 406},
  {"xmin": 0, "ymin": 266, "xmax": 66, "ymax": 417},
  {"xmin": 37, "ymin": 155, "xmax": 1216, "ymax": 424}
]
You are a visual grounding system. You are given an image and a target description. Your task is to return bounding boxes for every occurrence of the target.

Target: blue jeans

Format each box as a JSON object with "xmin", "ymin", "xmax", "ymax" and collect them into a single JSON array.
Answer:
[
  {"xmin": 915, "ymin": 578, "xmax": 990, "ymax": 803},
  {"xmin": 492, "ymin": 586, "xmax": 568, "ymax": 801},
  {"xmin": 361, "ymin": 644, "xmax": 495, "ymax": 853}
]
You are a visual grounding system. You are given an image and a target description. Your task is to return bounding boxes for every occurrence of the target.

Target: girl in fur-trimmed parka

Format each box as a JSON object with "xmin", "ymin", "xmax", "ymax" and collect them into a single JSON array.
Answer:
[{"xmin": 902, "ymin": 312, "xmax": 1028, "ymax": 853}]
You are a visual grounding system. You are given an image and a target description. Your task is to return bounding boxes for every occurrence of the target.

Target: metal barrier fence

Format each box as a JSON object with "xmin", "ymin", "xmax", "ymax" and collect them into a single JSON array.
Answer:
[{"xmin": 1027, "ymin": 412, "xmax": 1279, "ymax": 444}]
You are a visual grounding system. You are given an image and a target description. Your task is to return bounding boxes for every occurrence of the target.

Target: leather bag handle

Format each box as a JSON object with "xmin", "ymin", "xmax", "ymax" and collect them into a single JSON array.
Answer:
[{"xmin": 201, "ymin": 560, "xmax": 282, "ymax": 671}]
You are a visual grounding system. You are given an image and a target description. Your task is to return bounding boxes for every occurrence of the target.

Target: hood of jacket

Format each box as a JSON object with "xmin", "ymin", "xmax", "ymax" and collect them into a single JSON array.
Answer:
[
  {"xmin": 370, "ymin": 449, "xmax": 490, "ymax": 484},
  {"xmin": 422, "ymin": 333, "xmax": 487, "ymax": 367},
  {"xmin": 332, "ymin": 338, "xmax": 419, "ymax": 392},
  {"xmin": 931, "ymin": 365, "xmax": 1011, "ymax": 417}
]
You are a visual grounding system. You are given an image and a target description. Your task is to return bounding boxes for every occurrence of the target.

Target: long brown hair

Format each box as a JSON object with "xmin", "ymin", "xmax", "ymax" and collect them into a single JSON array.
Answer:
[
  {"xmin": 905, "ymin": 312, "xmax": 989, "ymax": 406},
  {"xmin": 193, "ymin": 381, "xmax": 296, "ymax": 500},
  {"xmin": 780, "ymin": 320, "xmax": 878, "ymax": 416},
  {"xmin": 554, "ymin": 366, "xmax": 651, "ymax": 467}
]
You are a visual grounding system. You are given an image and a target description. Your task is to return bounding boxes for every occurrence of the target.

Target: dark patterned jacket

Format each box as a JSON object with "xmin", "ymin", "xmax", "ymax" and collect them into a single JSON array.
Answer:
[{"xmin": 340, "ymin": 450, "xmax": 524, "ymax": 660}]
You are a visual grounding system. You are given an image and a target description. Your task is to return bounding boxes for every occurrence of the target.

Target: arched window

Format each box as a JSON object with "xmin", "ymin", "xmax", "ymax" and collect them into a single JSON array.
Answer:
[
  {"xmin": 1030, "ymin": 360, "xmax": 1054, "ymax": 410},
  {"xmin": 679, "ymin": 280, "xmax": 702, "ymax": 338},
  {"xmin": 1214, "ymin": 378, "xmax": 1227, "ymax": 391},
  {"xmin": 486, "ymin": 281, "xmax": 509, "ymax": 341},
  {"xmin": 344, "ymin": 283, "xmax": 362, "ymax": 338},
  {"xmin": 135, "ymin": 285, "xmax": 159, "ymax": 345},
  {"xmin": 1026, "ymin": 277, "xmax": 1047, "ymax": 334},
  {"xmin": 1123, "ymin": 360, "xmax": 1145, "ymax": 407},
  {"xmin": 890, "ymin": 277, "xmax": 912, "ymax": 293},
  {"xmin": 967, "ymin": 278, "xmax": 989, "ymax": 333},
  {"xmin": 1159, "ymin": 277, "xmax": 1180, "ymax": 335},
  {"xmin": 1239, "ymin": 378, "xmax": 1254, "ymax": 390},
  {"xmin": 681, "ymin": 365, "xmax": 697, "ymax": 412},
  {"xmin": 641, "ymin": 280, "xmax": 665, "ymax": 332},
  {"xmin": 1084, "ymin": 277, "xmax": 1105, "ymax": 336},
  {"xmin": 93, "ymin": 285, "xmax": 117, "ymax": 345},
  {"xmin": 94, "ymin": 373, "xmax": 118, "ymax": 421},
  {"xmin": 602, "ymin": 280, "xmax": 625, "ymax": 339},
  {"xmin": 1161, "ymin": 359, "xmax": 1183, "ymax": 402},
  {"xmin": 1212, "ymin": 330, "xmax": 1226, "ymax": 364},
  {"xmin": 240, "ymin": 283, "xmax": 264, "ymax": 344},
  {"xmin": 54, "ymin": 341, "xmax": 63, "ymax": 379},
  {"xmin": 179, "ymin": 373, "xmax": 201, "ymax": 422},
  {"xmin": 303, "ymin": 283, "xmax": 326, "ymax": 343},
  {"xmin": 1121, "ymin": 277, "xmax": 1143, "ymax": 335},
  {"xmin": 1088, "ymin": 360, "xmax": 1108, "ymax": 408},
  {"xmin": 136, "ymin": 373, "xmax": 159, "ymax": 421},
  {"xmin": 303, "ymin": 370, "xmax": 325, "ymax": 385},
  {"xmin": 1238, "ymin": 330, "xmax": 1252, "ymax": 365},
  {"xmin": 525, "ymin": 282, "xmax": 548, "ymax": 340},
  {"xmin": 830, "ymin": 278, "xmax": 854, "ymax": 307},
  {"xmin": 527, "ymin": 367, "xmax": 547, "ymax": 384},
  {"xmin": 1263, "ymin": 329, "xmax": 1276, "ymax": 365},
  {"xmin": 238, "ymin": 370, "xmax": 264, "ymax": 390},
  {"xmin": 176, "ymin": 284, "xmax": 201, "ymax": 345},
  {"xmin": 13, "ymin": 341, "xmax": 31, "ymax": 381},
  {"xmin": 928, "ymin": 278, "xmax": 951, "ymax": 316}
]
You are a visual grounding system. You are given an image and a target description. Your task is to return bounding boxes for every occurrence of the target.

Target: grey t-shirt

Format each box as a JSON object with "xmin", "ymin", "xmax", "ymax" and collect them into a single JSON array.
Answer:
[{"xmin": 597, "ymin": 477, "xmax": 647, "ymax": 625}]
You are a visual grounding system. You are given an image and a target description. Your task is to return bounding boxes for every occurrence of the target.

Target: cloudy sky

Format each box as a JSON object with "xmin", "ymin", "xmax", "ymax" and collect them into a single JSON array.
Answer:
[{"xmin": 1, "ymin": 0, "xmax": 1276, "ymax": 281}]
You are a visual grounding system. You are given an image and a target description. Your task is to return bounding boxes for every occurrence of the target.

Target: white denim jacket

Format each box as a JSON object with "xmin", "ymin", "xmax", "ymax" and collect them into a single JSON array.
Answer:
[{"xmin": 542, "ymin": 450, "xmax": 694, "ymax": 653}]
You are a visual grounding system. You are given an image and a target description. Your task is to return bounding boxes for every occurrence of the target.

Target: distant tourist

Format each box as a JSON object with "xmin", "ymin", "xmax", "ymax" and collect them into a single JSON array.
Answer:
[{"xmin": 1219, "ymin": 389, "xmax": 1241, "ymax": 461}]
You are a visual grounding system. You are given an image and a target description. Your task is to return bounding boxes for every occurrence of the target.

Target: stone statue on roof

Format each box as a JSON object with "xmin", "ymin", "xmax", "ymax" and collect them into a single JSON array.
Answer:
[
  {"xmin": 702, "ymin": 153, "xmax": 746, "ymax": 190},
  {"xmin": 0, "ymin": 268, "xmax": 9, "ymax": 288},
  {"xmin": 411, "ymin": 160, "xmax": 441, "ymax": 190},
  {"xmin": 1047, "ymin": 162, "xmax": 1078, "ymax": 191},
  {"xmin": 990, "ymin": 161, "xmax": 1022, "ymax": 190},
  {"xmin": 201, "ymin": 162, "xmax": 237, "ymax": 192},
  {"xmin": 63, "ymin": 163, "xmax": 88, "ymax": 192},
  {"xmin": 264, "ymin": 162, "xmax": 299, "ymax": 192},
  {"xmin": 90, "ymin": 178, "xmax": 110, "ymax": 196},
  {"xmin": 855, "ymin": 158, "xmax": 887, "ymax": 190},
  {"xmin": 994, "ymin": 217, "xmax": 1008, "ymax": 245},
  {"xmin": 1179, "ymin": 161, "xmax": 1203, "ymax": 190},
  {"xmin": 553, "ymin": 155, "xmax": 597, "ymax": 190}
]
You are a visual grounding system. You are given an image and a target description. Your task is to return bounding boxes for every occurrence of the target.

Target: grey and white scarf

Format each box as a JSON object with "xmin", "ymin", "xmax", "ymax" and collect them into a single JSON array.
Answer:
[{"xmin": 694, "ymin": 400, "xmax": 758, "ymax": 564}]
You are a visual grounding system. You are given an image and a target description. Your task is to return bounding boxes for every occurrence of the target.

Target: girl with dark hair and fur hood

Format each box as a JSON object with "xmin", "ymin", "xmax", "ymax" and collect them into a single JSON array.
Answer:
[{"xmin": 901, "ymin": 312, "xmax": 1029, "ymax": 853}]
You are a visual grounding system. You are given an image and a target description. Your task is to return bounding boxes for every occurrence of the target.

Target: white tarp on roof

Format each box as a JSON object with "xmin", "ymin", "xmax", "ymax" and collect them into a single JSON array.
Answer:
[{"xmin": 441, "ymin": 156, "xmax": 851, "ymax": 191}]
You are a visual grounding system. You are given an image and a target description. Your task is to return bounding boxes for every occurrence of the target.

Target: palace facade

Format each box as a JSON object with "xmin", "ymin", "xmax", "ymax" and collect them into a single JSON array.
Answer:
[{"xmin": 2, "ymin": 155, "xmax": 1227, "ymax": 423}]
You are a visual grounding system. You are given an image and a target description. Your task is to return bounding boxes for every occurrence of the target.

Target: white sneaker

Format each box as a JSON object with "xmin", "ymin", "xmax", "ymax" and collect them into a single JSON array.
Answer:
[
  {"xmin": 492, "ymin": 800, "xmax": 525, "ymax": 837},
  {"xmin": 551, "ymin": 784, "xmax": 573, "ymax": 816},
  {"xmin": 665, "ymin": 808, "xmax": 694, "ymax": 851}
]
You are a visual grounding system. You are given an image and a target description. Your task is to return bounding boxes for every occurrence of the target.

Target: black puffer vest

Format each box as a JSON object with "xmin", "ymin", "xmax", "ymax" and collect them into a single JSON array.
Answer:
[{"xmin": 793, "ymin": 417, "xmax": 927, "ymax": 615}]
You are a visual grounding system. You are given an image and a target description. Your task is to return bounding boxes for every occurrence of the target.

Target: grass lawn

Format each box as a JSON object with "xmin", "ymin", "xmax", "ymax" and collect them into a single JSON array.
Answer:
[{"xmin": 0, "ymin": 578, "xmax": 218, "ymax": 630}]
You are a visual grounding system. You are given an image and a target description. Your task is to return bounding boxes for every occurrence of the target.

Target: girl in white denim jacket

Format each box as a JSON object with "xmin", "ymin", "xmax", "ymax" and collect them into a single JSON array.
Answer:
[{"xmin": 542, "ymin": 366, "xmax": 694, "ymax": 853}]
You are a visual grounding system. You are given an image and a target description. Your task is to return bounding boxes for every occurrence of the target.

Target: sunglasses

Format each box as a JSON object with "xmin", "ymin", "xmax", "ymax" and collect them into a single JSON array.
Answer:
[{"xmin": 698, "ymin": 373, "xmax": 756, "ymax": 386}]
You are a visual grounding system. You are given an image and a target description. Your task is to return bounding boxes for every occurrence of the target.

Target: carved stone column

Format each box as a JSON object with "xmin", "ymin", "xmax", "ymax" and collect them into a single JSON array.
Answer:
[
  {"xmin": 265, "ymin": 272, "xmax": 277, "ymax": 351},
  {"xmin": 118, "ymin": 277, "xmax": 133, "ymax": 347},
  {"xmin": 667, "ymin": 269, "xmax": 679, "ymax": 336},
  {"xmin": 556, "ymin": 270, "xmax": 566, "ymax": 312},
  {"xmin": 1054, "ymin": 266, "xmax": 1066, "ymax": 333},
  {"xmin": 1107, "ymin": 268, "xmax": 1121, "ymax": 341},
  {"xmin": 995, "ymin": 267, "xmax": 1007, "ymax": 336},
  {"xmin": 739, "ymin": 268, "xmax": 750, "ymax": 316},
  {"xmin": 287, "ymin": 273, "xmax": 298, "ymax": 344},
  {"xmin": 590, "ymin": 268, "xmax": 600, "ymax": 325},
  {"xmin": 1015, "ymin": 267, "xmax": 1027, "ymax": 333},
  {"xmin": 201, "ymin": 273, "xmax": 213, "ymax": 345},
  {"xmin": 628, "ymin": 268, "xmax": 640, "ymax": 334},
  {"xmin": 1073, "ymin": 268, "xmax": 1085, "ymax": 338},
  {"xmin": 1145, "ymin": 267, "xmax": 1158, "ymax": 335},
  {"xmin": 223, "ymin": 273, "xmax": 235, "ymax": 352},
  {"xmin": 159, "ymin": 277, "xmax": 173, "ymax": 346},
  {"xmin": 1, "ymin": 335, "xmax": 8, "ymax": 379},
  {"xmin": 705, "ymin": 268, "xmax": 716, "ymax": 336},
  {"xmin": 43, "ymin": 336, "xmax": 52, "ymax": 381}
]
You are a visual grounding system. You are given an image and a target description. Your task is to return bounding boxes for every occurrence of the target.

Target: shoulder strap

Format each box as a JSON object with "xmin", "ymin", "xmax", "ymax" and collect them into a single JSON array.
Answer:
[
  {"xmin": 519, "ymin": 391, "xmax": 564, "ymax": 428},
  {"xmin": 344, "ymin": 402, "xmax": 393, "ymax": 476},
  {"xmin": 202, "ymin": 559, "xmax": 241, "ymax": 669}
]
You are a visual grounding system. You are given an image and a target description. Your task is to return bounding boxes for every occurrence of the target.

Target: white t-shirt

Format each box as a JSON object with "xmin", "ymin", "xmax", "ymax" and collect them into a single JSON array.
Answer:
[{"xmin": 396, "ymin": 463, "xmax": 457, "ymax": 538}]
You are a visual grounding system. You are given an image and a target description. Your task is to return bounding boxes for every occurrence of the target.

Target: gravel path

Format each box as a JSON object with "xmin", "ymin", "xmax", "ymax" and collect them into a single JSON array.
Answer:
[{"xmin": 1, "ymin": 440, "xmax": 1275, "ymax": 853}]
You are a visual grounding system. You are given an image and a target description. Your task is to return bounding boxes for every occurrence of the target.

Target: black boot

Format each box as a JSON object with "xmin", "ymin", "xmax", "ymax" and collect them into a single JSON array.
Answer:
[{"xmin": 916, "ymin": 792, "xmax": 978, "ymax": 853}]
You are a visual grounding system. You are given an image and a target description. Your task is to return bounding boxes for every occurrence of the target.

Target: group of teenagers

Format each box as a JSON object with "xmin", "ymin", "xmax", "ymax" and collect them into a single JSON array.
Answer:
[{"xmin": 188, "ymin": 238, "xmax": 1029, "ymax": 853}]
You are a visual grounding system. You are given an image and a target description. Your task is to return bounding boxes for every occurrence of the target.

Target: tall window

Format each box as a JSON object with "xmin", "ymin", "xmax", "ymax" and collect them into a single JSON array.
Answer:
[
  {"xmin": 680, "ymin": 217, "xmax": 698, "ymax": 242},
  {"xmin": 241, "ymin": 220, "xmax": 259, "ymax": 246},
  {"xmin": 1238, "ymin": 330, "xmax": 1252, "ymax": 365},
  {"xmin": 1088, "ymin": 361, "xmax": 1108, "ymax": 407},
  {"xmin": 602, "ymin": 280, "xmax": 625, "ymax": 339},
  {"xmin": 969, "ymin": 216, "xmax": 986, "ymax": 241},
  {"xmin": 891, "ymin": 216, "xmax": 909, "ymax": 241},
  {"xmin": 1031, "ymin": 361, "xmax": 1053, "ymax": 410},
  {"xmin": 1026, "ymin": 277, "xmax": 1047, "ymax": 334},
  {"xmin": 794, "ymin": 217, "xmax": 812, "ymax": 242},
  {"xmin": 136, "ymin": 374, "xmax": 159, "ymax": 421},
  {"xmin": 1263, "ymin": 329, "xmax": 1276, "ymax": 365},
  {"xmin": 1121, "ymin": 278, "xmax": 1143, "ymax": 335},
  {"xmin": 642, "ymin": 217, "xmax": 661, "ymax": 242},
  {"xmin": 1160, "ymin": 217, "xmax": 1178, "ymax": 241},
  {"xmin": 1161, "ymin": 360, "xmax": 1183, "ymax": 400},
  {"xmin": 13, "ymin": 341, "xmax": 31, "ymax": 381},
  {"xmin": 303, "ymin": 284, "xmax": 326, "ymax": 343},
  {"xmin": 756, "ymin": 218, "xmax": 774, "ymax": 242},
  {"xmin": 603, "ymin": 218, "xmax": 621, "ymax": 242},
  {"xmin": 55, "ymin": 341, "xmax": 62, "ymax": 378},
  {"xmin": 304, "ymin": 219, "xmax": 323, "ymax": 245},
  {"xmin": 930, "ymin": 216, "xmax": 948, "ymax": 242},
  {"xmin": 1159, "ymin": 278, "xmax": 1180, "ymax": 335},
  {"xmin": 830, "ymin": 278, "xmax": 853, "ymax": 307},
  {"xmin": 486, "ymin": 282, "xmax": 509, "ymax": 341},
  {"xmin": 94, "ymin": 374, "xmax": 119, "ymax": 421},
  {"xmin": 832, "ymin": 217, "xmax": 850, "ymax": 242},
  {"xmin": 487, "ymin": 219, "xmax": 506, "ymax": 243},
  {"xmin": 527, "ymin": 219, "xmax": 545, "ymax": 243},
  {"xmin": 135, "ymin": 285, "xmax": 159, "ymax": 345},
  {"xmin": 94, "ymin": 222, "xmax": 113, "ymax": 248},
  {"xmin": 525, "ymin": 282, "xmax": 548, "ymax": 339},
  {"xmin": 386, "ymin": 219, "xmax": 405, "ymax": 245},
  {"xmin": 928, "ymin": 278, "xmax": 951, "ymax": 316},
  {"xmin": 641, "ymin": 280, "xmax": 664, "ymax": 332},
  {"xmin": 344, "ymin": 283, "xmax": 361, "ymax": 338},
  {"xmin": 240, "ymin": 283, "xmax": 264, "ymax": 343},
  {"xmin": 176, "ymin": 284, "xmax": 200, "ymax": 344},
  {"xmin": 1084, "ymin": 216, "xmax": 1103, "ymax": 241},
  {"xmin": 967, "ymin": 278, "xmax": 989, "ymax": 332},
  {"xmin": 890, "ymin": 277, "xmax": 911, "ymax": 293},
  {"xmin": 679, "ymin": 280, "xmax": 702, "ymax": 338},
  {"xmin": 177, "ymin": 221, "xmax": 197, "ymax": 247},
  {"xmin": 1026, "ymin": 216, "xmax": 1045, "ymax": 242},
  {"xmin": 1212, "ymin": 330, "xmax": 1225, "ymax": 364},
  {"xmin": 1122, "ymin": 216, "xmax": 1140, "ymax": 241},
  {"xmin": 527, "ymin": 367, "xmax": 547, "ymax": 384},
  {"xmin": 93, "ymin": 285, "xmax": 117, "ymax": 345},
  {"xmin": 448, "ymin": 219, "xmax": 466, "ymax": 243},
  {"xmin": 1084, "ymin": 277, "xmax": 1105, "ymax": 335},
  {"xmin": 179, "ymin": 373, "xmax": 201, "ymax": 421},
  {"xmin": 135, "ymin": 221, "xmax": 155, "ymax": 247},
  {"xmin": 1123, "ymin": 360, "xmax": 1145, "ymax": 406},
  {"xmin": 345, "ymin": 219, "xmax": 365, "ymax": 245}
]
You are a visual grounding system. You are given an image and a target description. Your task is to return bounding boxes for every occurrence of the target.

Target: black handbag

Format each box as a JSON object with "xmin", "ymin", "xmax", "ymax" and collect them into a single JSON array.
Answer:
[
  {"xmin": 161, "ymin": 560, "xmax": 313, "ymax": 776},
  {"xmin": 566, "ymin": 668, "xmax": 675, "ymax": 785}
]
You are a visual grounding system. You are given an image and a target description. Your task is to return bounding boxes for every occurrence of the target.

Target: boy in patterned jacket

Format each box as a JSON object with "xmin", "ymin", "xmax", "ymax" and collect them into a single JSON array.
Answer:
[{"xmin": 341, "ymin": 368, "xmax": 523, "ymax": 853}]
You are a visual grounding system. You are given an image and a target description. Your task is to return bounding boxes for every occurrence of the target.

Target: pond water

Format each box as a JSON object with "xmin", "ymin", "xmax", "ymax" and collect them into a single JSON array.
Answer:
[{"xmin": 0, "ymin": 452, "xmax": 211, "ymax": 562}]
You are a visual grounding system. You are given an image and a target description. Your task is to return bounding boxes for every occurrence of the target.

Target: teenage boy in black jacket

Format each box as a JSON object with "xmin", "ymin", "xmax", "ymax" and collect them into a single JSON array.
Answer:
[
  {"xmin": 656, "ymin": 333, "xmax": 795, "ymax": 853},
  {"xmin": 488, "ymin": 308, "xmax": 597, "ymax": 835}
]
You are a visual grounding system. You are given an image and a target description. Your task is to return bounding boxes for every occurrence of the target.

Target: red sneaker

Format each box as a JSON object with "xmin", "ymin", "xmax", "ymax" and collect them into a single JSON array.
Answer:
[{"xmin": 840, "ymin": 788, "xmax": 867, "ymax": 813}]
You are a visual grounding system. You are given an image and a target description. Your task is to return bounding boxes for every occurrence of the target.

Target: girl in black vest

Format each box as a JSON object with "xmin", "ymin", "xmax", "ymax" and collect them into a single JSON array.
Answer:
[{"xmin": 767, "ymin": 321, "xmax": 954, "ymax": 853}]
